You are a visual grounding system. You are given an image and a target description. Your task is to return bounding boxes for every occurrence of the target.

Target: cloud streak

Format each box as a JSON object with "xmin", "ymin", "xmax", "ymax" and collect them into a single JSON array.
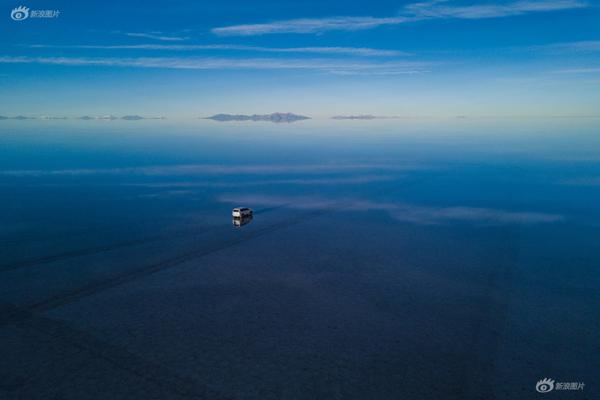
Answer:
[
  {"xmin": 406, "ymin": 0, "xmax": 586, "ymax": 19},
  {"xmin": 525, "ymin": 40, "xmax": 600, "ymax": 56},
  {"xmin": 218, "ymin": 194, "xmax": 564, "ymax": 225},
  {"xmin": 0, "ymin": 163, "xmax": 425, "ymax": 177},
  {"xmin": 552, "ymin": 67, "xmax": 600, "ymax": 74},
  {"xmin": 122, "ymin": 32, "xmax": 190, "ymax": 41},
  {"xmin": 123, "ymin": 175, "xmax": 397, "ymax": 188},
  {"xmin": 560, "ymin": 177, "xmax": 600, "ymax": 185},
  {"xmin": 0, "ymin": 56, "xmax": 428, "ymax": 75},
  {"xmin": 553, "ymin": 40, "xmax": 600, "ymax": 52},
  {"xmin": 212, "ymin": 16, "xmax": 409, "ymax": 36},
  {"xmin": 212, "ymin": 0, "xmax": 586, "ymax": 36},
  {"xmin": 26, "ymin": 44, "xmax": 409, "ymax": 57}
]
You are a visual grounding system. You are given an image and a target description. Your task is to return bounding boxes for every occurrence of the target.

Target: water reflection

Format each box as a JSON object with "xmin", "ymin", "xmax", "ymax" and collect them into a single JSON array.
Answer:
[
  {"xmin": 232, "ymin": 214, "xmax": 253, "ymax": 228},
  {"xmin": 1, "ymin": 119, "xmax": 600, "ymax": 399}
]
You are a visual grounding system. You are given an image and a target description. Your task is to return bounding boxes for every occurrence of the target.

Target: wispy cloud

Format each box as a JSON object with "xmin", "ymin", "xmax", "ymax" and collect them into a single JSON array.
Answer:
[
  {"xmin": 122, "ymin": 32, "xmax": 190, "ymax": 41},
  {"xmin": 0, "ymin": 163, "xmax": 425, "ymax": 177},
  {"xmin": 560, "ymin": 177, "xmax": 600, "ymax": 185},
  {"xmin": 552, "ymin": 67, "xmax": 600, "ymax": 73},
  {"xmin": 406, "ymin": 0, "xmax": 586, "ymax": 19},
  {"xmin": 218, "ymin": 194, "xmax": 564, "ymax": 225},
  {"xmin": 0, "ymin": 56, "xmax": 428, "ymax": 75},
  {"xmin": 212, "ymin": 16, "xmax": 410, "ymax": 36},
  {"xmin": 531, "ymin": 40, "xmax": 600, "ymax": 53},
  {"xmin": 123, "ymin": 175, "xmax": 397, "ymax": 188},
  {"xmin": 26, "ymin": 44, "xmax": 409, "ymax": 57},
  {"xmin": 212, "ymin": 0, "xmax": 587, "ymax": 36}
]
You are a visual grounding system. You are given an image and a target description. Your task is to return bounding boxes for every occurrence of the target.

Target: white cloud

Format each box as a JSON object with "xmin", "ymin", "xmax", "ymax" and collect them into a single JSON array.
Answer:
[
  {"xmin": 557, "ymin": 41, "xmax": 600, "ymax": 52},
  {"xmin": 122, "ymin": 175, "xmax": 397, "ymax": 188},
  {"xmin": 406, "ymin": 0, "xmax": 586, "ymax": 19},
  {"xmin": 0, "ymin": 56, "xmax": 428, "ymax": 75},
  {"xmin": 218, "ymin": 194, "xmax": 564, "ymax": 224},
  {"xmin": 27, "ymin": 44, "xmax": 409, "ymax": 57},
  {"xmin": 122, "ymin": 32, "xmax": 190, "ymax": 41},
  {"xmin": 0, "ymin": 163, "xmax": 425, "ymax": 177},
  {"xmin": 552, "ymin": 67, "xmax": 600, "ymax": 73},
  {"xmin": 267, "ymin": 46, "xmax": 409, "ymax": 57},
  {"xmin": 212, "ymin": 16, "xmax": 409, "ymax": 36},
  {"xmin": 525, "ymin": 40, "xmax": 600, "ymax": 54},
  {"xmin": 212, "ymin": 0, "xmax": 587, "ymax": 36},
  {"xmin": 560, "ymin": 177, "xmax": 600, "ymax": 185}
]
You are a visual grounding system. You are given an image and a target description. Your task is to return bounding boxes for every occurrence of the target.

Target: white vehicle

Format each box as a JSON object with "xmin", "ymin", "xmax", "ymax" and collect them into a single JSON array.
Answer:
[
  {"xmin": 232, "ymin": 207, "xmax": 253, "ymax": 218},
  {"xmin": 232, "ymin": 214, "xmax": 253, "ymax": 228}
]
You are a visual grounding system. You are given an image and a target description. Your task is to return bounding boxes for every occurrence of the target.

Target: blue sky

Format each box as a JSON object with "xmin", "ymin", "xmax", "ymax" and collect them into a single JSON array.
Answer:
[{"xmin": 1, "ymin": 0, "xmax": 599, "ymax": 117}]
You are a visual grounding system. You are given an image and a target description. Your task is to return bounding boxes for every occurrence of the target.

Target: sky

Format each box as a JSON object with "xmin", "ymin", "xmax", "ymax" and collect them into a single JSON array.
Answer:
[{"xmin": 0, "ymin": 0, "xmax": 599, "ymax": 118}]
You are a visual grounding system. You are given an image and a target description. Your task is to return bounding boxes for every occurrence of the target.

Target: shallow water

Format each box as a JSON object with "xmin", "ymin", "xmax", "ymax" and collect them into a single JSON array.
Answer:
[{"xmin": 1, "ymin": 118, "xmax": 599, "ymax": 399}]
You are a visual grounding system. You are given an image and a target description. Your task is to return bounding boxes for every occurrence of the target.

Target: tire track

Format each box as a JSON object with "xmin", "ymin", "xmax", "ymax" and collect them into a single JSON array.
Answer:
[
  {"xmin": 454, "ymin": 228, "xmax": 518, "ymax": 399},
  {"xmin": 0, "ymin": 230, "xmax": 209, "ymax": 273},
  {"xmin": 1, "ymin": 302, "xmax": 232, "ymax": 399},
  {"xmin": 0, "ymin": 204, "xmax": 341, "ymax": 328},
  {"xmin": 0, "ymin": 218, "xmax": 169, "ymax": 248},
  {"xmin": 0, "ymin": 171, "xmax": 443, "ymax": 323},
  {"xmin": 0, "ymin": 205, "xmax": 288, "ymax": 273}
]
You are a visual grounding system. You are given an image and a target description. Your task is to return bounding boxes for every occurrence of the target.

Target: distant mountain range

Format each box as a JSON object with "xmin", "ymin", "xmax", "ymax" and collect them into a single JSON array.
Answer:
[
  {"xmin": 206, "ymin": 112, "xmax": 310, "ymax": 123},
  {"xmin": 121, "ymin": 115, "xmax": 166, "ymax": 120},
  {"xmin": 332, "ymin": 115, "xmax": 377, "ymax": 120},
  {"xmin": 79, "ymin": 115, "xmax": 166, "ymax": 120},
  {"xmin": 331, "ymin": 115, "xmax": 400, "ymax": 120},
  {"xmin": 0, "ymin": 115, "xmax": 165, "ymax": 120},
  {"xmin": 0, "ymin": 113, "xmax": 415, "ymax": 121},
  {"xmin": 79, "ymin": 115, "xmax": 118, "ymax": 120},
  {"xmin": 0, "ymin": 115, "xmax": 37, "ymax": 120}
]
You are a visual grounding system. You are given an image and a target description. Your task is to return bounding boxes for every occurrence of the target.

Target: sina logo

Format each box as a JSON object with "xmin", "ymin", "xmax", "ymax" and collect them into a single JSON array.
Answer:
[
  {"xmin": 536, "ymin": 378, "xmax": 555, "ymax": 393},
  {"xmin": 11, "ymin": 6, "xmax": 30, "ymax": 21}
]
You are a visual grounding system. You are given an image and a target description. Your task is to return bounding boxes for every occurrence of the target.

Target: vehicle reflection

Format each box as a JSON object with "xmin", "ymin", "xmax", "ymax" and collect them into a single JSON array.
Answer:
[{"xmin": 232, "ymin": 214, "xmax": 253, "ymax": 228}]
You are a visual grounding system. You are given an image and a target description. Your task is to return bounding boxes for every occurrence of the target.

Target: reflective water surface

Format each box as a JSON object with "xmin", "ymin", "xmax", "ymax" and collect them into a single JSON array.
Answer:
[{"xmin": 1, "ymin": 118, "xmax": 599, "ymax": 399}]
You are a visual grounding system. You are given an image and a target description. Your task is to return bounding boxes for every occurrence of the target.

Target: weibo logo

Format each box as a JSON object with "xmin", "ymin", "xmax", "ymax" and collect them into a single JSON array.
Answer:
[{"xmin": 11, "ymin": 6, "xmax": 30, "ymax": 21}]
